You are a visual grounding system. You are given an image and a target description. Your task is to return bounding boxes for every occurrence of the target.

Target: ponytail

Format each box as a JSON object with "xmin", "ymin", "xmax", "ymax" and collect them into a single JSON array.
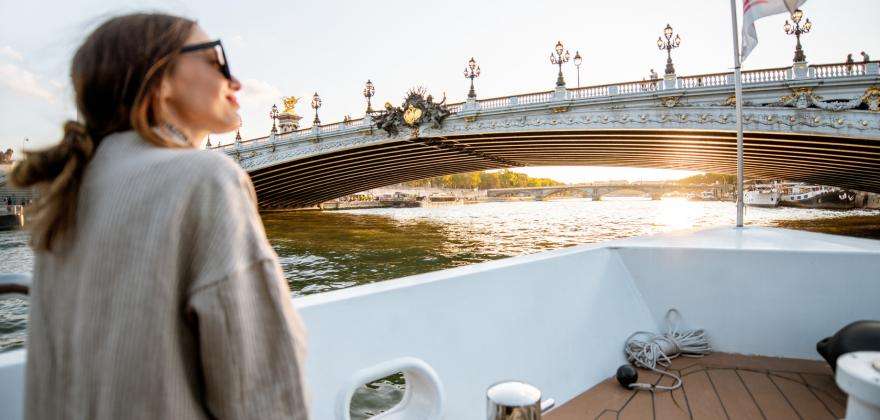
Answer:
[{"xmin": 10, "ymin": 121, "xmax": 96, "ymax": 251}]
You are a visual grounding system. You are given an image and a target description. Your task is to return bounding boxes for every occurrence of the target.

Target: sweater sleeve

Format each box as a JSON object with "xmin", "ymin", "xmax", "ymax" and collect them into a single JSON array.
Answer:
[
  {"xmin": 184, "ymin": 153, "xmax": 277, "ymax": 292},
  {"xmin": 182, "ymin": 153, "xmax": 309, "ymax": 419},
  {"xmin": 187, "ymin": 258, "xmax": 309, "ymax": 420}
]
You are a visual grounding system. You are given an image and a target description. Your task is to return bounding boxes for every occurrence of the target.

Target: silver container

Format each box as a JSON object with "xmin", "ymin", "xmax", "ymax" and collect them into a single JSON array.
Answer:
[{"xmin": 486, "ymin": 381, "xmax": 542, "ymax": 420}]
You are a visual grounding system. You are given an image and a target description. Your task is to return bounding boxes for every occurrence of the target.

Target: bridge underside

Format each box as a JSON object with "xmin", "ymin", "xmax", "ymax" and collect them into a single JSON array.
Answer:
[{"xmin": 248, "ymin": 129, "xmax": 880, "ymax": 208}]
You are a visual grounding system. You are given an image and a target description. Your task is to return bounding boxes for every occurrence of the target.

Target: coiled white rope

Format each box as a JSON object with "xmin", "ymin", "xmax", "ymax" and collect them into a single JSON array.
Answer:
[{"xmin": 624, "ymin": 309, "xmax": 712, "ymax": 391}]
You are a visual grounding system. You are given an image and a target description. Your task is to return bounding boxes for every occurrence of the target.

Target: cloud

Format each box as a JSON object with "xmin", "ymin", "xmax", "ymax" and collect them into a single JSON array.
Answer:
[
  {"xmin": 239, "ymin": 78, "xmax": 282, "ymax": 106},
  {"xmin": 0, "ymin": 62, "xmax": 57, "ymax": 103},
  {"xmin": 219, "ymin": 78, "xmax": 284, "ymax": 142},
  {"xmin": 0, "ymin": 46, "xmax": 23, "ymax": 62}
]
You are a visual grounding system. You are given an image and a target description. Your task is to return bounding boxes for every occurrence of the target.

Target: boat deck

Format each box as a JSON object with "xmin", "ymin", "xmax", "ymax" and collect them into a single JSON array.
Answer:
[{"xmin": 546, "ymin": 352, "xmax": 845, "ymax": 420}]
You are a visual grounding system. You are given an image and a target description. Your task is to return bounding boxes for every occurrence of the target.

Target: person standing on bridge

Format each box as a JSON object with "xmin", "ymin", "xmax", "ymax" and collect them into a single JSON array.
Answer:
[{"xmin": 10, "ymin": 13, "xmax": 309, "ymax": 420}]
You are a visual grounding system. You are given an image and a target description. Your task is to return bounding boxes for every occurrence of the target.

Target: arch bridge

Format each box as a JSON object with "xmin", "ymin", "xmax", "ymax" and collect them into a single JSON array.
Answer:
[{"xmin": 213, "ymin": 61, "xmax": 880, "ymax": 209}]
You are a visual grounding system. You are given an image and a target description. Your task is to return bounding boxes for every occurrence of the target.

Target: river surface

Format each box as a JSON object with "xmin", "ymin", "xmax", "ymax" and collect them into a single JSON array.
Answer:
[{"xmin": 2, "ymin": 198, "xmax": 879, "ymax": 418}]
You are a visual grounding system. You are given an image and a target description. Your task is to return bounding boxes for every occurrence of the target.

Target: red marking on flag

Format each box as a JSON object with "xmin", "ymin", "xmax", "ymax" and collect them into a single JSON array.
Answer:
[{"xmin": 744, "ymin": 0, "xmax": 769, "ymax": 13}]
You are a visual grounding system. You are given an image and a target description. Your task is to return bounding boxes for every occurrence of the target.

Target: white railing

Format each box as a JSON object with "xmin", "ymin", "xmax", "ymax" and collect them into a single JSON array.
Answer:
[
  {"xmin": 208, "ymin": 61, "xmax": 878, "ymax": 151},
  {"xmin": 445, "ymin": 102, "xmax": 464, "ymax": 113},
  {"xmin": 741, "ymin": 67, "xmax": 790, "ymax": 84},
  {"xmin": 812, "ymin": 62, "xmax": 867, "ymax": 78},
  {"xmin": 567, "ymin": 84, "xmax": 612, "ymax": 99},
  {"xmin": 509, "ymin": 91, "xmax": 553, "ymax": 105},
  {"xmin": 477, "ymin": 96, "xmax": 512, "ymax": 110},
  {"xmin": 678, "ymin": 73, "xmax": 730, "ymax": 89},
  {"xmin": 319, "ymin": 118, "xmax": 367, "ymax": 133},
  {"xmin": 617, "ymin": 81, "xmax": 650, "ymax": 95}
]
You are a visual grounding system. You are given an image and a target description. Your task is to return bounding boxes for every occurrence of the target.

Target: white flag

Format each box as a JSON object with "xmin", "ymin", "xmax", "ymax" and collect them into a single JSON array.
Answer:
[{"xmin": 741, "ymin": 0, "xmax": 807, "ymax": 61}]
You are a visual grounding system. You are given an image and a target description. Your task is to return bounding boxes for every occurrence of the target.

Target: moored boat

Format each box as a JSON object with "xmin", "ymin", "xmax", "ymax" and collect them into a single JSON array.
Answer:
[
  {"xmin": 780, "ymin": 183, "xmax": 863, "ymax": 210},
  {"xmin": 743, "ymin": 183, "xmax": 781, "ymax": 207}
]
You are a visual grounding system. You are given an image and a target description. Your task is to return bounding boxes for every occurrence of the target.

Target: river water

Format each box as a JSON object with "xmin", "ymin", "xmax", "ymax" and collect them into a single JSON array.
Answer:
[{"xmin": 2, "ymin": 198, "xmax": 878, "ymax": 417}]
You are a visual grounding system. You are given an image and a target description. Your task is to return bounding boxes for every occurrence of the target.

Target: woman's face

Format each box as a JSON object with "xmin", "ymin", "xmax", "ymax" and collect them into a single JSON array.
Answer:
[{"xmin": 161, "ymin": 26, "xmax": 241, "ymax": 140}]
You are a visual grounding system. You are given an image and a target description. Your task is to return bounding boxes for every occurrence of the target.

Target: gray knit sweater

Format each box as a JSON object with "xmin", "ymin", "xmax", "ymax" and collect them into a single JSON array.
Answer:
[{"xmin": 25, "ymin": 131, "xmax": 309, "ymax": 419}]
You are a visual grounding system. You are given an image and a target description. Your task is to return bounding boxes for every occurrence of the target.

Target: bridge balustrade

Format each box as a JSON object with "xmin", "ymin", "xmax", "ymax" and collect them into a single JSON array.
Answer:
[
  {"xmin": 741, "ymin": 67, "xmax": 791, "ymax": 83},
  {"xmin": 812, "ymin": 62, "xmax": 868, "ymax": 78},
  {"xmin": 568, "ymin": 85, "xmax": 612, "ymax": 99},
  {"xmin": 211, "ymin": 61, "xmax": 879, "ymax": 156},
  {"xmin": 678, "ymin": 72, "xmax": 731, "ymax": 89}
]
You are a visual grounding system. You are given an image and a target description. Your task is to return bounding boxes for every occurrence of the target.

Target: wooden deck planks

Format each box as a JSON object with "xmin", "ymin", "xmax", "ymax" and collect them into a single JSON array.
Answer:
[
  {"xmin": 801, "ymin": 373, "xmax": 846, "ymax": 418},
  {"xmin": 682, "ymin": 370, "xmax": 729, "ymax": 419},
  {"xmin": 707, "ymin": 369, "xmax": 764, "ymax": 420},
  {"xmin": 738, "ymin": 369, "xmax": 800, "ymax": 420},
  {"xmin": 653, "ymin": 373, "xmax": 692, "ymax": 420},
  {"xmin": 769, "ymin": 373, "xmax": 837, "ymax": 420},
  {"xmin": 544, "ymin": 379, "xmax": 635, "ymax": 419},
  {"xmin": 546, "ymin": 353, "xmax": 843, "ymax": 420}
]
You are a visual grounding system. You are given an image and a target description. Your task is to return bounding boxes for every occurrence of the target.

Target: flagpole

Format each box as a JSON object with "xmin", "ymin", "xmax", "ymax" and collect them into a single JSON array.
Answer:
[{"xmin": 729, "ymin": 0, "xmax": 745, "ymax": 228}]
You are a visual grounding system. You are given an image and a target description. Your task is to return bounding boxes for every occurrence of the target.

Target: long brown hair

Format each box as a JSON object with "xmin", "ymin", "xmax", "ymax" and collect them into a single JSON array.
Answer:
[{"xmin": 10, "ymin": 13, "xmax": 197, "ymax": 251}]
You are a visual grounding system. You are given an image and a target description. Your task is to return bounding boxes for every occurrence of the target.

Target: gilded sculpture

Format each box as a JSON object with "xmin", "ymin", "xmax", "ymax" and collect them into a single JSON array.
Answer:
[
  {"xmin": 372, "ymin": 87, "xmax": 451, "ymax": 136},
  {"xmin": 281, "ymin": 96, "xmax": 300, "ymax": 115}
]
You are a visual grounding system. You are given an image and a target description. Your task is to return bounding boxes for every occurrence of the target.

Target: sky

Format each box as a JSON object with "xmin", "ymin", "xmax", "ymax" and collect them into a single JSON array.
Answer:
[{"xmin": 1, "ymin": 0, "xmax": 878, "ymax": 183}]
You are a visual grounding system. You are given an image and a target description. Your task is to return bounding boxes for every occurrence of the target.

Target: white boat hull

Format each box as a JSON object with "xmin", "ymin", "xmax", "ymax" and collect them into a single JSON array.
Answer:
[
  {"xmin": 744, "ymin": 190, "xmax": 780, "ymax": 207},
  {"xmin": 1, "ymin": 227, "xmax": 879, "ymax": 420}
]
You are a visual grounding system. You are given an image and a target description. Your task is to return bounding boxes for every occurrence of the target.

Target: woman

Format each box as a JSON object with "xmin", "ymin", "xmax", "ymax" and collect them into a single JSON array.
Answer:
[{"xmin": 11, "ymin": 13, "xmax": 309, "ymax": 419}]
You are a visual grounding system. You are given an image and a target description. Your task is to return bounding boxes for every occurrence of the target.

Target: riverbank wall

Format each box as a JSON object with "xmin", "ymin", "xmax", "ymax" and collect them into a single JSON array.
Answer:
[{"xmin": 320, "ymin": 198, "xmax": 481, "ymax": 210}]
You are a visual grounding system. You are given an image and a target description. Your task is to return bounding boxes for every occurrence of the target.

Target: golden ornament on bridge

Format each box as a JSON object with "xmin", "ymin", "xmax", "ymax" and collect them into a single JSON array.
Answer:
[
  {"xmin": 281, "ymin": 96, "xmax": 300, "ymax": 115},
  {"xmin": 403, "ymin": 105, "xmax": 423, "ymax": 125}
]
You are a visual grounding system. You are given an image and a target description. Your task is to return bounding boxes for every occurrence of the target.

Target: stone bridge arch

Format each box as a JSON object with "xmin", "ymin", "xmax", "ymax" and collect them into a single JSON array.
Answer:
[{"xmin": 214, "ymin": 61, "xmax": 880, "ymax": 208}]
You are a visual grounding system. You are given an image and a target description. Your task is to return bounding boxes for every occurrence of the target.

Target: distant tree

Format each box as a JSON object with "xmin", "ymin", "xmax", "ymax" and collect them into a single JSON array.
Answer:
[
  {"xmin": 676, "ymin": 173, "xmax": 736, "ymax": 185},
  {"xmin": 402, "ymin": 170, "xmax": 564, "ymax": 190}
]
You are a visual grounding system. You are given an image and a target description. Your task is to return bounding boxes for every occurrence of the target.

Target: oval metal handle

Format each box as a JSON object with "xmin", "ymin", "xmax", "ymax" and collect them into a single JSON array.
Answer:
[
  {"xmin": 0, "ymin": 273, "xmax": 30, "ymax": 297},
  {"xmin": 336, "ymin": 357, "xmax": 444, "ymax": 420}
]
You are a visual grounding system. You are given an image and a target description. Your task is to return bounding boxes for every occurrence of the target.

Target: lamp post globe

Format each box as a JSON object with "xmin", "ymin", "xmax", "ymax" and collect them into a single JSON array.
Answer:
[
  {"xmin": 363, "ymin": 80, "xmax": 375, "ymax": 114},
  {"xmin": 464, "ymin": 57, "xmax": 481, "ymax": 99},
  {"xmin": 657, "ymin": 23, "xmax": 682, "ymax": 76},
  {"xmin": 550, "ymin": 41, "xmax": 570, "ymax": 87},
  {"xmin": 311, "ymin": 92, "xmax": 322, "ymax": 125},
  {"xmin": 784, "ymin": 9, "xmax": 812, "ymax": 63},
  {"xmin": 269, "ymin": 103, "xmax": 279, "ymax": 134}
]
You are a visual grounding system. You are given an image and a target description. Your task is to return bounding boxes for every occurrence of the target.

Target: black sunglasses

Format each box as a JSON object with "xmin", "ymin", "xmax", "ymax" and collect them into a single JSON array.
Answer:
[{"xmin": 180, "ymin": 40, "xmax": 232, "ymax": 80}]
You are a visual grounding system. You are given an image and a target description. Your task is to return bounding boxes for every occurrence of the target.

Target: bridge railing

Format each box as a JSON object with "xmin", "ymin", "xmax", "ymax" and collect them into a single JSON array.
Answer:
[
  {"xmin": 741, "ymin": 66, "xmax": 791, "ymax": 84},
  {"xmin": 677, "ymin": 72, "xmax": 732, "ymax": 89},
  {"xmin": 446, "ymin": 102, "xmax": 464, "ymax": 113},
  {"xmin": 210, "ymin": 60, "xmax": 879, "ymax": 152},
  {"xmin": 318, "ymin": 117, "xmax": 368, "ymax": 133},
  {"xmin": 568, "ymin": 84, "xmax": 613, "ymax": 99},
  {"xmin": 811, "ymin": 62, "xmax": 869, "ymax": 78}
]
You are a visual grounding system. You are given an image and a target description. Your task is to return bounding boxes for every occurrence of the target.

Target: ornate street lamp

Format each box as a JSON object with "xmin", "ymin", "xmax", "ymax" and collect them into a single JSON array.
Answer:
[
  {"xmin": 657, "ymin": 24, "xmax": 682, "ymax": 75},
  {"xmin": 363, "ymin": 80, "xmax": 375, "ymax": 114},
  {"xmin": 550, "ymin": 41, "xmax": 571, "ymax": 87},
  {"xmin": 783, "ymin": 9, "xmax": 812, "ymax": 63},
  {"xmin": 463, "ymin": 57, "xmax": 481, "ymax": 99},
  {"xmin": 311, "ymin": 92, "xmax": 322, "ymax": 125},
  {"xmin": 573, "ymin": 51, "xmax": 583, "ymax": 88},
  {"xmin": 269, "ymin": 104, "xmax": 279, "ymax": 134}
]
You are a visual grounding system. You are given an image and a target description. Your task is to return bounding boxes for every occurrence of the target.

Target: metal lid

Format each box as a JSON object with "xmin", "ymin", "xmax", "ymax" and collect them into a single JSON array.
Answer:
[{"xmin": 487, "ymin": 381, "xmax": 541, "ymax": 407}]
